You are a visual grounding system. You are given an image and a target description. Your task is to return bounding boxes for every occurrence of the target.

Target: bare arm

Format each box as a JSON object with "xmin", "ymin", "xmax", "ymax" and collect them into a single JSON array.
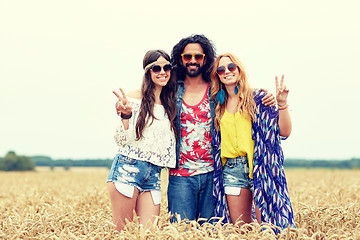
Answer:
[{"xmin": 276, "ymin": 75, "xmax": 292, "ymax": 137}]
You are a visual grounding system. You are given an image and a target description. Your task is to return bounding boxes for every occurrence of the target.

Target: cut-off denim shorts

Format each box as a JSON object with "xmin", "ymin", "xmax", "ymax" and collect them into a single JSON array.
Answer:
[
  {"xmin": 106, "ymin": 154, "xmax": 162, "ymax": 205},
  {"xmin": 223, "ymin": 156, "xmax": 254, "ymax": 195}
]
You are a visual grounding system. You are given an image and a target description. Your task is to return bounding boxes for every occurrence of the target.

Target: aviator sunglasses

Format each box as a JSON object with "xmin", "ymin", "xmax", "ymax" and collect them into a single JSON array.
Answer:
[
  {"xmin": 216, "ymin": 63, "xmax": 238, "ymax": 75},
  {"xmin": 151, "ymin": 64, "xmax": 172, "ymax": 74},
  {"xmin": 181, "ymin": 53, "xmax": 205, "ymax": 62}
]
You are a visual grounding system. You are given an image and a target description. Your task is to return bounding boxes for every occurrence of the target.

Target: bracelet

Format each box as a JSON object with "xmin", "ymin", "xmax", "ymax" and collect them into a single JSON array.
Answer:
[
  {"xmin": 278, "ymin": 104, "xmax": 288, "ymax": 110},
  {"xmin": 120, "ymin": 112, "xmax": 132, "ymax": 119},
  {"xmin": 278, "ymin": 102, "xmax": 287, "ymax": 107}
]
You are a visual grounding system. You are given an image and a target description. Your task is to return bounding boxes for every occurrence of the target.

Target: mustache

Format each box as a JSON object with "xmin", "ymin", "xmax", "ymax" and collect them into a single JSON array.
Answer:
[{"xmin": 186, "ymin": 63, "xmax": 200, "ymax": 68}]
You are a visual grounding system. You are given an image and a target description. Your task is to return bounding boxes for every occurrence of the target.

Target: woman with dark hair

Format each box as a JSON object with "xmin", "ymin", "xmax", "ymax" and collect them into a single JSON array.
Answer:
[
  {"xmin": 107, "ymin": 49, "xmax": 177, "ymax": 231},
  {"xmin": 210, "ymin": 53, "xmax": 295, "ymax": 230}
]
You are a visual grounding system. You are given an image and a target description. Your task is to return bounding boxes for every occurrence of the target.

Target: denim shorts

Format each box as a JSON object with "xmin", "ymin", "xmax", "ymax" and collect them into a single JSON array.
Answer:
[
  {"xmin": 106, "ymin": 154, "xmax": 162, "ymax": 205},
  {"xmin": 223, "ymin": 156, "xmax": 254, "ymax": 195}
]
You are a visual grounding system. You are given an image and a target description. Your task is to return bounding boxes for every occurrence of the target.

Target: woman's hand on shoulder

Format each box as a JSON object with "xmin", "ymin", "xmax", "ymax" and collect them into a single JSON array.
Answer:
[{"xmin": 260, "ymin": 88, "xmax": 276, "ymax": 107}]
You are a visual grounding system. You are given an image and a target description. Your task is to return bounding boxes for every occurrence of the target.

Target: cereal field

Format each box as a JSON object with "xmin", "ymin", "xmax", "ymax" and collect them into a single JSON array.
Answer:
[{"xmin": 0, "ymin": 168, "xmax": 359, "ymax": 239}]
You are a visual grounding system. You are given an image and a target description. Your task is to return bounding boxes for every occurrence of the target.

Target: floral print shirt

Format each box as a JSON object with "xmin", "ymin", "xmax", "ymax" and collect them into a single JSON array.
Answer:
[{"xmin": 169, "ymin": 84, "xmax": 213, "ymax": 176}]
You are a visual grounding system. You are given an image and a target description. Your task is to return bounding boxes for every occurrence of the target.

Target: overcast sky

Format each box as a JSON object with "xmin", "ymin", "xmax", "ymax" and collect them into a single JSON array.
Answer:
[{"xmin": 1, "ymin": 0, "xmax": 359, "ymax": 160}]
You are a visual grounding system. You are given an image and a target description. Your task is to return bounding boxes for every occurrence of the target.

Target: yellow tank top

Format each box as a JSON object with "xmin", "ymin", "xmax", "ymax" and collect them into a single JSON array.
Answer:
[{"xmin": 220, "ymin": 109, "xmax": 255, "ymax": 178}]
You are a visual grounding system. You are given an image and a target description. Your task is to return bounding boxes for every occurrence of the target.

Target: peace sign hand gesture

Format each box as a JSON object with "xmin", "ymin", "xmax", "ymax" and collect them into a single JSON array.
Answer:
[
  {"xmin": 275, "ymin": 75, "xmax": 289, "ymax": 106},
  {"xmin": 113, "ymin": 88, "xmax": 132, "ymax": 116}
]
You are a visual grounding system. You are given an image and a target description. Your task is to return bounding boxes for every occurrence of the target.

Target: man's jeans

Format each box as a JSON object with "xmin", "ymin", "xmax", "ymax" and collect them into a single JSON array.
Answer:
[{"xmin": 167, "ymin": 171, "xmax": 215, "ymax": 223}]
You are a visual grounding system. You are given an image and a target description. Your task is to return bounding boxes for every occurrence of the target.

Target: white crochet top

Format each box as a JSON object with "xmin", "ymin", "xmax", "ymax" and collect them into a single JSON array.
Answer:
[{"xmin": 114, "ymin": 97, "xmax": 176, "ymax": 168}]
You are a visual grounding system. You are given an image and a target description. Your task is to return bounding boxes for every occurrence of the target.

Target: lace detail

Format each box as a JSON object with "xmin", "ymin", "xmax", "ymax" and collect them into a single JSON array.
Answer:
[{"xmin": 114, "ymin": 97, "xmax": 176, "ymax": 168}]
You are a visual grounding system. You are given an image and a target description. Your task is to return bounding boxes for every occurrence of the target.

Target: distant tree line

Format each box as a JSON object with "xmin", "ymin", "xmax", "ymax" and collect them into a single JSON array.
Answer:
[
  {"xmin": 284, "ymin": 158, "xmax": 360, "ymax": 169},
  {"xmin": 0, "ymin": 151, "xmax": 35, "ymax": 171},
  {"xmin": 30, "ymin": 157, "xmax": 360, "ymax": 170},
  {"xmin": 30, "ymin": 155, "xmax": 113, "ymax": 169},
  {"xmin": 30, "ymin": 156, "xmax": 360, "ymax": 169},
  {"xmin": 1, "ymin": 152, "xmax": 360, "ymax": 171}
]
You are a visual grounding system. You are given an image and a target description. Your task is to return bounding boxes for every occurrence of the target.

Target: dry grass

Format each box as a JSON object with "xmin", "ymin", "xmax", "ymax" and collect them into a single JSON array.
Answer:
[{"xmin": 0, "ymin": 168, "xmax": 359, "ymax": 239}]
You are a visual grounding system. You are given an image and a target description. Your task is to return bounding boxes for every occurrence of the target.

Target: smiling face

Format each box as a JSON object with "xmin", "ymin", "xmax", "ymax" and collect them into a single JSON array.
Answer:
[
  {"xmin": 181, "ymin": 43, "xmax": 206, "ymax": 77},
  {"xmin": 149, "ymin": 56, "xmax": 171, "ymax": 88},
  {"xmin": 217, "ymin": 56, "xmax": 240, "ymax": 86}
]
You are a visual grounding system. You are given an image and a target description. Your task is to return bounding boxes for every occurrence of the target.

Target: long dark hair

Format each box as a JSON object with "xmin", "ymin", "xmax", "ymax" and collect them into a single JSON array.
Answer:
[
  {"xmin": 171, "ymin": 34, "xmax": 216, "ymax": 82},
  {"xmin": 135, "ymin": 49, "xmax": 177, "ymax": 140}
]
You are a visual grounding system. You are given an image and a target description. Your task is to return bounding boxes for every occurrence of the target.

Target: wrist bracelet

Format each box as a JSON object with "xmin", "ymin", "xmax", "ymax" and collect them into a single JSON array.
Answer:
[
  {"xmin": 120, "ymin": 112, "xmax": 132, "ymax": 119},
  {"xmin": 278, "ymin": 102, "xmax": 287, "ymax": 107},
  {"xmin": 278, "ymin": 105, "xmax": 288, "ymax": 110}
]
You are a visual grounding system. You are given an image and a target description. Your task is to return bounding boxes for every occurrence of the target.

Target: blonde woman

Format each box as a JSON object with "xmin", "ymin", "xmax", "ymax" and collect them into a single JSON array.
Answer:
[{"xmin": 210, "ymin": 53, "xmax": 295, "ymax": 230}]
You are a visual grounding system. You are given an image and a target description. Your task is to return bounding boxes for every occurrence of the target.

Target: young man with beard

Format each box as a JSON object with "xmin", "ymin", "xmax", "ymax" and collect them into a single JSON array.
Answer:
[{"xmin": 167, "ymin": 34, "xmax": 275, "ymax": 223}]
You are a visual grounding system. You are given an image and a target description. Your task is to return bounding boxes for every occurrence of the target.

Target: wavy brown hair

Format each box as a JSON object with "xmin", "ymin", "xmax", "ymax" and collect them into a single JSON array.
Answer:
[
  {"xmin": 210, "ymin": 53, "xmax": 256, "ymax": 132},
  {"xmin": 171, "ymin": 34, "xmax": 216, "ymax": 82},
  {"xmin": 135, "ymin": 49, "xmax": 177, "ymax": 140}
]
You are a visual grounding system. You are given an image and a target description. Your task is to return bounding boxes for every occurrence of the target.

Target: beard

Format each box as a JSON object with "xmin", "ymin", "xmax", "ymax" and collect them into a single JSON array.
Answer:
[{"xmin": 180, "ymin": 62, "xmax": 205, "ymax": 77}]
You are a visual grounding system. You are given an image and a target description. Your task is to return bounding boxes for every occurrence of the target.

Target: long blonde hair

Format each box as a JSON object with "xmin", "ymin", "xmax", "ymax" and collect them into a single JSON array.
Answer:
[{"xmin": 210, "ymin": 53, "xmax": 256, "ymax": 131}]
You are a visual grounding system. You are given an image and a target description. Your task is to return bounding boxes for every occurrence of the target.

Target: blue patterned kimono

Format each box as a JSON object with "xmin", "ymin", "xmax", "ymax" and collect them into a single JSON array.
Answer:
[{"xmin": 212, "ymin": 90, "xmax": 295, "ymax": 230}]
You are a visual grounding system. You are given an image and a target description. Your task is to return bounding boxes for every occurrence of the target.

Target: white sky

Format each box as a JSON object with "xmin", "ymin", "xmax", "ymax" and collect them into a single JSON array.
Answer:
[{"xmin": 1, "ymin": 0, "xmax": 359, "ymax": 160}]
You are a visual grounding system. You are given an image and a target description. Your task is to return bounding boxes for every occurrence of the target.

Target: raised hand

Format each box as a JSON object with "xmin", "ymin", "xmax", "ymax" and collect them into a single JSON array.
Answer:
[
  {"xmin": 275, "ymin": 75, "xmax": 289, "ymax": 106},
  {"xmin": 112, "ymin": 88, "xmax": 132, "ymax": 116}
]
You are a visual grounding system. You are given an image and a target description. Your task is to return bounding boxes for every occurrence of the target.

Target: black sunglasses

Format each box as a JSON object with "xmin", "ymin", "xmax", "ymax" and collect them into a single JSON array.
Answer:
[
  {"xmin": 216, "ymin": 63, "xmax": 238, "ymax": 75},
  {"xmin": 151, "ymin": 64, "xmax": 172, "ymax": 73}
]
